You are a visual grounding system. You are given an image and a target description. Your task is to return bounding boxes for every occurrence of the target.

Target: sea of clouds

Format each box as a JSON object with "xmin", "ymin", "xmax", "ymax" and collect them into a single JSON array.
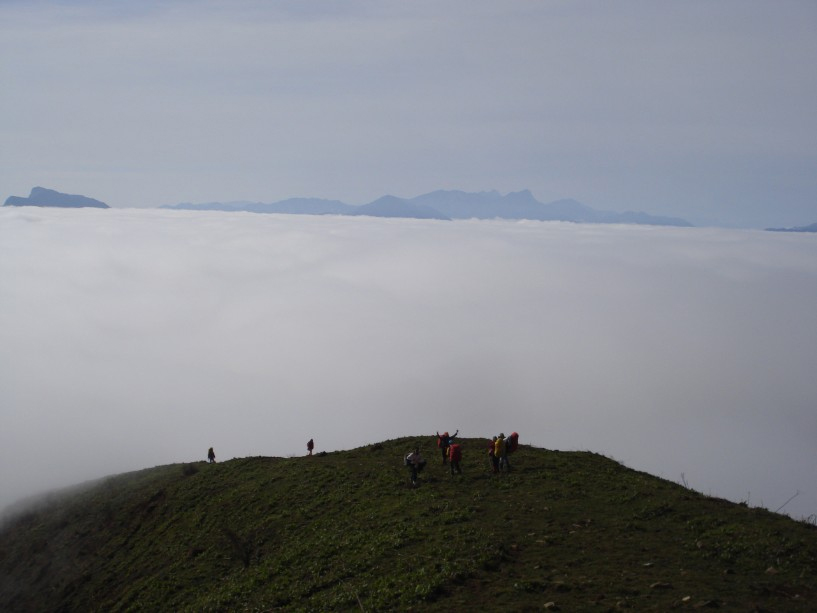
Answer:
[{"xmin": 1, "ymin": 208, "xmax": 816, "ymax": 519}]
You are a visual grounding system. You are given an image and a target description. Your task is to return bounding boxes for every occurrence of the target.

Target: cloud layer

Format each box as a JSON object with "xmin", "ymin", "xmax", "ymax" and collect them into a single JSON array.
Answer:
[{"xmin": 1, "ymin": 209, "xmax": 816, "ymax": 519}]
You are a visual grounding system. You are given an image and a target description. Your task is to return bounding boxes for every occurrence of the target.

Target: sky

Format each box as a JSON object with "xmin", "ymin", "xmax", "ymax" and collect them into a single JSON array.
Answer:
[
  {"xmin": 1, "ymin": 0, "xmax": 816, "ymax": 228},
  {"xmin": 1, "ymin": 208, "xmax": 816, "ymax": 520}
]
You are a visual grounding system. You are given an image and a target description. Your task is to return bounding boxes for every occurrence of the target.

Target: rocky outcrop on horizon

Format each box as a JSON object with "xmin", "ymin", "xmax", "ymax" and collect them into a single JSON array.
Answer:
[{"xmin": 4, "ymin": 187, "xmax": 109, "ymax": 209}]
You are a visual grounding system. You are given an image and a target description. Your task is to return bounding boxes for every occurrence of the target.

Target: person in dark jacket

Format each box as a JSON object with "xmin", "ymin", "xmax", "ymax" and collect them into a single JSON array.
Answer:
[
  {"xmin": 436, "ymin": 429, "xmax": 458, "ymax": 464},
  {"xmin": 207, "ymin": 447, "xmax": 216, "ymax": 463}
]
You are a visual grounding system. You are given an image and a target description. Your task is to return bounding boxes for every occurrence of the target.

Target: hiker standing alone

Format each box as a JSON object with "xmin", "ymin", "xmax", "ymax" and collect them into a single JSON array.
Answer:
[
  {"xmin": 207, "ymin": 447, "xmax": 216, "ymax": 463},
  {"xmin": 405, "ymin": 446, "xmax": 427, "ymax": 486},
  {"xmin": 307, "ymin": 438, "xmax": 314, "ymax": 456}
]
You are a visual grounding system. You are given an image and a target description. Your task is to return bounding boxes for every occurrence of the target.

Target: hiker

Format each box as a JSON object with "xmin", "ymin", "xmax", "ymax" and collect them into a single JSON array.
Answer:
[
  {"xmin": 448, "ymin": 442, "xmax": 462, "ymax": 475},
  {"xmin": 505, "ymin": 431, "xmax": 519, "ymax": 469},
  {"xmin": 405, "ymin": 446, "xmax": 427, "ymax": 486},
  {"xmin": 207, "ymin": 447, "xmax": 216, "ymax": 463},
  {"xmin": 307, "ymin": 438, "xmax": 314, "ymax": 456},
  {"xmin": 494, "ymin": 434, "xmax": 507, "ymax": 471},
  {"xmin": 488, "ymin": 436, "xmax": 499, "ymax": 473},
  {"xmin": 436, "ymin": 429, "xmax": 458, "ymax": 464}
]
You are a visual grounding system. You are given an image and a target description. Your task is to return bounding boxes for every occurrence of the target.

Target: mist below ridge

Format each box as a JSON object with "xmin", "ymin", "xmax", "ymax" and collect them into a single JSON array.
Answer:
[{"xmin": 1, "ymin": 208, "xmax": 815, "ymax": 519}]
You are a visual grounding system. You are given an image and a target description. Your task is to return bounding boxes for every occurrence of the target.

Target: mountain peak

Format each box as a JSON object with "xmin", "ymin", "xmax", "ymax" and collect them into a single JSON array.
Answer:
[
  {"xmin": 507, "ymin": 188, "xmax": 534, "ymax": 198},
  {"xmin": 4, "ymin": 187, "xmax": 109, "ymax": 209},
  {"xmin": 356, "ymin": 195, "xmax": 451, "ymax": 220}
]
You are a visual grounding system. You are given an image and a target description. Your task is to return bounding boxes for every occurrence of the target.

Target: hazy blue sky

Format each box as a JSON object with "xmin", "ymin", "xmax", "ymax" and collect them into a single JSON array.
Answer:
[
  {"xmin": 2, "ymin": 208, "xmax": 816, "ymax": 519},
  {"xmin": 1, "ymin": 1, "xmax": 816, "ymax": 227}
]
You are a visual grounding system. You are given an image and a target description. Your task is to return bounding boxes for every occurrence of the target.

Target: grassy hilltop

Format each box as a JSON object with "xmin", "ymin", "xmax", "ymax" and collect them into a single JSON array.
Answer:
[{"xmin": 1, "ymin": 437, "xmax": 815, "ymax": 611}]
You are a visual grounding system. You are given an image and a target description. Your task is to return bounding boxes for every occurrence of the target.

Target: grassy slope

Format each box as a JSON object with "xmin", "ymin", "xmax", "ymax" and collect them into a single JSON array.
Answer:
[{"xmin": 0, "ymin": 436, "xmax": 815, "ymax": 611}]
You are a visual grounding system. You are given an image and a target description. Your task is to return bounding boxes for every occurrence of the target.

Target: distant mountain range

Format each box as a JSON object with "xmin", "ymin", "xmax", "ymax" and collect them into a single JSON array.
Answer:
[
  {"xmin": 163, "ymin": 189, "xmax": 694, "ymax": 227},
  {"xmin": 766, "ymin": 222, "xmax": 817, "ymax": 233},
  {"xmin": 1, "ymin": 186, "xmax": 695, "ymax": 227},
  {"xmin": 6, "ymin": 188, "xmax": 811, "ymax": 231},
  {"xmin": 4, "ymin": 186, "xmax": 109, "ymax": 209}
]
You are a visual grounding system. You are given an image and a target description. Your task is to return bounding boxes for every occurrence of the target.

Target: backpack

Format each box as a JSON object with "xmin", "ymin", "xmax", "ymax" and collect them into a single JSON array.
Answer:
[
  {"xmin": 448, "ymin": 444, "xmax": 462, "ymax": 462},
  {"xmin": 507, "ymin": 432, "xmax": 519, "ymax": 453}
]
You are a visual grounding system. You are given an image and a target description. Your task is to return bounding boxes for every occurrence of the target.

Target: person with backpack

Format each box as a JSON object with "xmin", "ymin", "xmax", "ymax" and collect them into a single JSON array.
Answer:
[
  {"xmin": 494, "ymin": 434, "xmax": 507, "ymax": 471},
  {"xmin": 207, "ymin": 447, "xmax": 216, "ymax": 463},
  {"xmin": 447, "ymin": 442, "xmax": 462, "ymax": 475},
  {"xmin": 436, "ymin": 429, "xmax": 458, "ymax": 464},
  {"xmin": 307, "ymin": 438, "xmax": 314, "ymax": 456},
  {"xmin": 506, "ymin": 432, "xmax": 519, "ymax": 456},
  {"xmin": 488, "ymin": 436, "xmax": 499, "ymax": 473},
  {"xmin": 405, "ymin": 446, "xmax": 427, "ymax": 486},
  {"xmin": 502, "ymin": 432, "xmax": 519, "ymax": 470}
]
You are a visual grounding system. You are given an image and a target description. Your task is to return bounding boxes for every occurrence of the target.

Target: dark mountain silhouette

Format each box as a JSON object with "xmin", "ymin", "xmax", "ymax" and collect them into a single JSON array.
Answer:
[
  {"xmin": 4, "ymin": 187, "xmax": 109, "ymax": 209},
  {"xmin": 163, "ymin": 189, "xmax": 693, "ymax": 227},
  {"xmin": 352, "ymin": 195, "xmax": 451, "ymax": 220},
  {"xmin": 767, "ymin": 222, "xmax": 817, "ymax": 233}
]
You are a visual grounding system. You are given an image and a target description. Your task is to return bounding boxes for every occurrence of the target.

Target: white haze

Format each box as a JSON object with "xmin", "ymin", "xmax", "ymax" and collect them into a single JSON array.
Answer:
[{"xmin": 1, "ymin": 208, "xmax": 816, "ymax": 519}]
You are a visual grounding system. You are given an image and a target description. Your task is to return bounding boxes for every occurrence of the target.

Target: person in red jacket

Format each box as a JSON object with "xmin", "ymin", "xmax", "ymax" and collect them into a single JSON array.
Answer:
[{"xmin": 448, "ymin": 442, "xmax": 462, "ymax": 475}]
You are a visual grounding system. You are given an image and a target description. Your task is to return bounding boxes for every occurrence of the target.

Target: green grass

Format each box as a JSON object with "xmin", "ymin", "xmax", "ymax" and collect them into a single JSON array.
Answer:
[{"xmin": 1, "ymin": 437, "xmax": 815, "ymax": 611}]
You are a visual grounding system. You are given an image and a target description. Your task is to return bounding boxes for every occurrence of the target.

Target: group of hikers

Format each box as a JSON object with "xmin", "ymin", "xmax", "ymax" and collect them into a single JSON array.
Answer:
[
  {"xmin": 207, "ymin": 431, "xmax": 519, "ymax": 487},
  {"xmin": 404, "ymin": 430, "xmax": 519, "ymax": 486}
]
